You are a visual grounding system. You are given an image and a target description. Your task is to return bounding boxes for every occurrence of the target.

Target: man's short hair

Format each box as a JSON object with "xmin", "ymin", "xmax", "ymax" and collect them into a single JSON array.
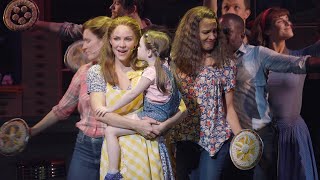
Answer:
[
  {"xmin": 220, "ymin": 13, "xmax": 245, "ymax": 33},
  {"xmin": 121, "ymin": 0, "xmax": 145, "ymax": 17}
]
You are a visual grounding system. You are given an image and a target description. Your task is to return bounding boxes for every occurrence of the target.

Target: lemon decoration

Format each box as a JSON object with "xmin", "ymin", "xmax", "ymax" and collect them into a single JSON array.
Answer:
[{"xmin": 230, "ymin": 129, "xmax": 263, "ymax": 170}]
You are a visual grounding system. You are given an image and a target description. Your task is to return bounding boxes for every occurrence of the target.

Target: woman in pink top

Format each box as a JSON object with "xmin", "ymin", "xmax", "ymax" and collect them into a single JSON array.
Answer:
[{"xmin": 29, "ymin": 16, "xmax": 110, "ymax": 180}]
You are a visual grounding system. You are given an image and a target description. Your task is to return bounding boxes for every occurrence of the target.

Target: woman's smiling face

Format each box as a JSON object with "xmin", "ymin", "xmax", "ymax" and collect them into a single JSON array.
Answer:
[{"xmin": 109, "ymin": 24, "xmax": 137, "ymax": 64}]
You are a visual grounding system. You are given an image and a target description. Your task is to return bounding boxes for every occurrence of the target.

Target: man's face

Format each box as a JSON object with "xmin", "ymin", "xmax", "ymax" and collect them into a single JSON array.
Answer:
[
  {"xmin": 220, "ymin": 19, "xmax": 244, "ymax": 52},
  {"xmin": 222, "ymin": 0, "xmax": 251, "ymax": 21},
  {"xmin": 109, "ymin": 0, "xmax": 128, "ymax": 18}
]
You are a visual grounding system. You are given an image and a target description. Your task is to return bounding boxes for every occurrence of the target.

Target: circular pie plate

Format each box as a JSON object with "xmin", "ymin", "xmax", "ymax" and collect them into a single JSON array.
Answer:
[
  {"xmin": 64, "ymin": 40, "xmax": 90, "ymax": 72},
  {"xmin": 229, "ymin": 129, "xmax": 263, "ymax": 170},
  {"xmin": 3, "ymin": 0, "xmax": 39, "ymax": 31},
  {"xmin": 0, "ymin": 118, "xmax": 29, "ymax": 156}
]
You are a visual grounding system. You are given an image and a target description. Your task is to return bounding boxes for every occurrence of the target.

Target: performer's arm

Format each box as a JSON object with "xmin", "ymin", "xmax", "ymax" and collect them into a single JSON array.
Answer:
[
  {"xmin": 203, "ymin": 0, "xmax": 217, "ymax": 14},
  {"xmin": 34, "ymin": 20, "xmax": 63, "ymax": 33},
  {"xmin": 105, "ymin": 77, "xmax": 151, "ymax": 112}
]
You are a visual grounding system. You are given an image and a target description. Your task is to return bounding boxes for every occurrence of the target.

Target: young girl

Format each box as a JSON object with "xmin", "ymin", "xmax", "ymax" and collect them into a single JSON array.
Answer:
[{"xmin": 95, "ymin": 30, "xmax": 181, "ymax": 180}]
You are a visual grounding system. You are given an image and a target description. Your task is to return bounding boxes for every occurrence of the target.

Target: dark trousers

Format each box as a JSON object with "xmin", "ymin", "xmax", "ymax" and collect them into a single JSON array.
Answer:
[{"xmin": 223, "ymin": 124, "xmax": 278, "ymax": 180}]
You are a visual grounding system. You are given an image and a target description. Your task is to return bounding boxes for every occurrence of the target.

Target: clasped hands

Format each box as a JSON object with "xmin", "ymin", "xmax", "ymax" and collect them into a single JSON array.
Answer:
[{"xmin": 94, "ymin": 107, "xmax": 166, "ymax": 140}]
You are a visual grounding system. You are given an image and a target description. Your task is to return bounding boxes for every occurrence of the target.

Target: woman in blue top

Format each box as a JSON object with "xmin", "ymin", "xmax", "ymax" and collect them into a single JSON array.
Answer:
[{"xmin": 250, "ymin": 7, "xmax": 320, "ymax": 180}]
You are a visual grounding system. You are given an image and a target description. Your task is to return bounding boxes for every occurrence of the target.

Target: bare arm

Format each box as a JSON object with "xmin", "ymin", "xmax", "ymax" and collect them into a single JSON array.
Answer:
[
  {"xmin": 90, "ymin": 91, "xmax": 159, "ymax": 138},
  {"xmin": 225, "ymin": 90, "xmax": 242, "ymax": 135},
  {"xmin": 90, "ymin": 92, "xmax": 106, "ymax": 112},
  {"xmin": 30, "ymin": 110, "xmax": 60, "ymax": 136},
  {"xmin": 150, "ymin": 110, "xmax": 187, "ymax": 136},
  {"xmin": 90, "ymin": 91, "xmax": 146, "ymax": 131},
  {"xmin": 147, "ymin": 99, "xmax": 188, "ymax": 135},
  {"xmin": 203, "ymin": 0, "xmax": 217, "ymax": 14},
  {"xmin": 34, "ymin": 20, "xmax": 64, "ymax": 33},
  {"xmin": 106, "ymin": 77, "xmax": 152, "ymax": 112},
  {"xmin": 96, "ymin": 113, "xmax": 159, "ymax": 138}
]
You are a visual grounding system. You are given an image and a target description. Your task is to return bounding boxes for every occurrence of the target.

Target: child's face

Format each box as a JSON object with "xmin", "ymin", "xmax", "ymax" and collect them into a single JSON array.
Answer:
[{"xmin": 137, "ymin": 36, "xmax": 151, "ymax": 63}]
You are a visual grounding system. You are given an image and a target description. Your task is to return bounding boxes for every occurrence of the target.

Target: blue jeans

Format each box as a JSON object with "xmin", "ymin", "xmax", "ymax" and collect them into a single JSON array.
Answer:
[
  {"xmin": 176, "ymin": 140, "xmax": 230, "ymax": 180},
  {"xmin": 67, "ymin": 131, "xmax": 103, "ymax": 180}
]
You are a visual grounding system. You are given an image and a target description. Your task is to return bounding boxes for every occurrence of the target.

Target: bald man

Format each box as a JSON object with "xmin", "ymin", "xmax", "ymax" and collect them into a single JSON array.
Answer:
[{"xmin": 219, "ymin": 13, "xmax": 320, "ymax": 180}]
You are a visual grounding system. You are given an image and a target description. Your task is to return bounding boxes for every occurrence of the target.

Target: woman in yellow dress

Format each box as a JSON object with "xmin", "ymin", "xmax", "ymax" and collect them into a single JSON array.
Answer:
[{"xmin": 87, "ymin": 16, "xmax": 186, "ymax": 180}]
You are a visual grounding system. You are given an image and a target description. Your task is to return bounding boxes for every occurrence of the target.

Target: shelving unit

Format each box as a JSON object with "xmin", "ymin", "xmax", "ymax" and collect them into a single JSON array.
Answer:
[{"xmin": 0, "ymin": 85, "xmax": 23, "ymax": 117}]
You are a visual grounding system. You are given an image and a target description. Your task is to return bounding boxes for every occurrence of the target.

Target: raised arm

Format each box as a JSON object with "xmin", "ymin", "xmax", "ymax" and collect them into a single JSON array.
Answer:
[
  {"xmin": 203, "ymin": 0, "xmax": 217, "ymax": 14},
  {"xmin": 34, "ymin": 20, "xmax": 63, "ymax": 33},
  {"xmin": 34, "ymin": 20, "xmax": 83, "ymax": 41},
  {"xmin": 260, "ymin": 46, "xmax": 320, "ymax": 74}
]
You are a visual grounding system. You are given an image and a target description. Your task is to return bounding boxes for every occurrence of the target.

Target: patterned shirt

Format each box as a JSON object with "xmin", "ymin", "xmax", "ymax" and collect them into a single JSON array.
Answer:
[
  {"xmin": 52, "ymin": 63, "xmax": 105, "ymax": 138},
  {"xmin": 171, "ymin": 65, "xmax": 236, "ymax": 156},
  {"xmin": 234, "ymin": 44, "xmax": 309, "ymax": 130}
]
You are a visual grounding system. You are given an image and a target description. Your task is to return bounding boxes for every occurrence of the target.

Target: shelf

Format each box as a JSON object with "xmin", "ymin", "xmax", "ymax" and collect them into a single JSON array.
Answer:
[{"xmin": 0, "ymin": 85, "xmax": 23, "ymax": 93}]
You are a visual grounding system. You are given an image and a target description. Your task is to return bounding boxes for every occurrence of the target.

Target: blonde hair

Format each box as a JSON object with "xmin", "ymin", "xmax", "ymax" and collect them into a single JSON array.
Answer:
[
  {"xmin": 99, "ymin": 16, "xmax": 144, "ymax": 85},
  {"xmin": 82, "ymin": 16, "xmax": 111, "ymax": 39}
]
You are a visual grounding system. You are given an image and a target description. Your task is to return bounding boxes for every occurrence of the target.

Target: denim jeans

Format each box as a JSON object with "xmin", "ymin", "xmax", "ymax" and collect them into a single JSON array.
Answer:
[
  {"xmin": 175, "ymin": 140, "xmax": 230, "ymax": 180},
  {"xmin": 67, "ymin": 131, "xmax": 104, "ymax": 180}
]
